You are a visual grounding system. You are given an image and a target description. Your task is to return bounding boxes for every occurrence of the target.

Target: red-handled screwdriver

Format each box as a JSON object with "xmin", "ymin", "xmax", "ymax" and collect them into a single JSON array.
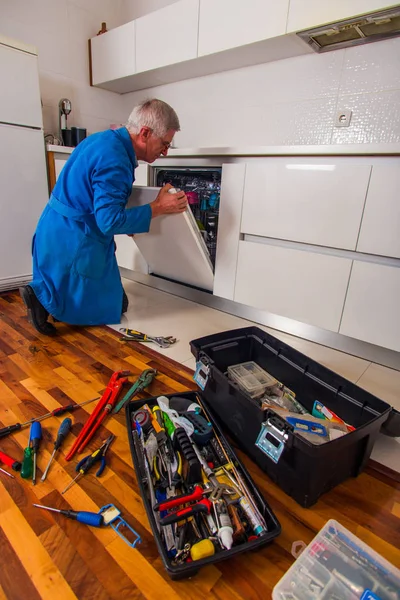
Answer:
[
  {"xmin": 0, "ymin": 450, "xmax": 22, "ymax": 471},
  {"xmin": 0, "ymin": 398, "xmax": 98, "ymax": 440}
]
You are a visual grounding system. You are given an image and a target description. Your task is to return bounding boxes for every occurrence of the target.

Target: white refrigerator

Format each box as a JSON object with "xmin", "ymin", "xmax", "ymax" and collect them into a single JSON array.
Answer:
[{"xmin": 0, "ymin": 35, "xmax": 49, "ymax": 292}]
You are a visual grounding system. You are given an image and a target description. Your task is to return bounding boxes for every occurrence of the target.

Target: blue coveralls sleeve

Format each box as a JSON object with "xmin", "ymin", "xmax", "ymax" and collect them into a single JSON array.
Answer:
[{"xmin": 92, "ymin": 160, "xmax": 152, "ymax": 236}]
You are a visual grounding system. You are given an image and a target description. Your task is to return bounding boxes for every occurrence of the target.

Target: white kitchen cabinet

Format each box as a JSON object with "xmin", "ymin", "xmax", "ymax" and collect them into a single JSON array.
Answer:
[
  {"xmin": 135, "ymin": 0, "xmax": 199, "ymax": 73},
  {"xmin": 90, "ymin": 21, "xmax": 135, "ymax": 86},
  {"xmin": 234, "ymin": 241, "xmax": 352, "ymax": 332},
  {"xmin": 0, "ymin": 43, "xmax": 42, "ymax": 128},
  {"xmin": 213, "ymin": 164, "xmax": 246, "ymax": 301},
  {"xmin": 357, "ymin": 163, "xmax": 400, "ymax": 259},
  {"xmin": 340, "ymin": 260, "xmax": 400, "ymax": 352},
  {"xmin": 241, "ymin": 161, "xmax": 371, "ymax": 250},
  {"xmin": 198, "ymin": 0, "xmax": 288, "ymax": 56},
  {"xmin": 287, "ymin": 0, "xmax": 396, "ymax": 32}
]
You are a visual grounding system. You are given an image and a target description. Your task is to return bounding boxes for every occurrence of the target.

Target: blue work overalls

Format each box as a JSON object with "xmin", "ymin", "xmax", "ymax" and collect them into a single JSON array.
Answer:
[{"xmin": 30, "ymin": 127, "xmax": 151, "ymax": 325}]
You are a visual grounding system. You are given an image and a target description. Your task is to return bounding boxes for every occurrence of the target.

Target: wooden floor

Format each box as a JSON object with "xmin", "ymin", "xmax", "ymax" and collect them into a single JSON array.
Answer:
[{"xmin": 0, "ymin": 290, "xmax": 399, "ymax": 600}]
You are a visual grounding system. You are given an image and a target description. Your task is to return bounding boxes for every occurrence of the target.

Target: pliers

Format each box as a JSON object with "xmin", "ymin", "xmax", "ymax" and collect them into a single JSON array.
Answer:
[
  {"xmin": 61, "ymin": 435, "xmax": 115, "ymax": 494},
  {"xmin": 77, "ymin": 434, "xmax": 114, "ymax": 477},
  {"xmin": 119, "ymin": 328, "xmax": 177, "ymax": 349}
]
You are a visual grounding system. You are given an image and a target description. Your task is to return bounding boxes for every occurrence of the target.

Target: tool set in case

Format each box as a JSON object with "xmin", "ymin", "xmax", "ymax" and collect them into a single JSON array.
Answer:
[
  {"xmin": 190, "ymin": 327, "xmax": 400, "ymax": 508},
  {"xmin": 126, "ymin": 391, "xmax": 281, "ymax": 579}
]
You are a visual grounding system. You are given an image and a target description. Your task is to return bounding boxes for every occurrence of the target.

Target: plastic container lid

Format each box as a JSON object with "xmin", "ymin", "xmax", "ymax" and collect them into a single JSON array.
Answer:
[
  {"xmin": 228, "ymin": 361, "xmax": 277, "ymax": 399},
  {"xmin": 272, "ymin": 519, "xmax": 400, "ymax": 600}
]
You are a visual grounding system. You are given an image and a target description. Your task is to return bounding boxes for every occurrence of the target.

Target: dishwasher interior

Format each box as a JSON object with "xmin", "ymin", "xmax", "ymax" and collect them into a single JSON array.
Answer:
[{"xmin": 154, "ymin": 167, "xmax": 222, "ymax": 268}]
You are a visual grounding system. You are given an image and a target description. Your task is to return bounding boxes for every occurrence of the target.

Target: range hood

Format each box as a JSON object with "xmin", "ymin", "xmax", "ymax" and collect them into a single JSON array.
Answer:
[{"xmin": 297, "ymin": 5, "xmax": 400, "ymax": 52}]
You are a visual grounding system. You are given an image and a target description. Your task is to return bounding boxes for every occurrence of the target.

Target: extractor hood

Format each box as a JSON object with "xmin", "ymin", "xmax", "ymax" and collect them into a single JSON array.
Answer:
[{"xmin": 297, "ymin": 5, "xmax": 400, "ymax": 52}]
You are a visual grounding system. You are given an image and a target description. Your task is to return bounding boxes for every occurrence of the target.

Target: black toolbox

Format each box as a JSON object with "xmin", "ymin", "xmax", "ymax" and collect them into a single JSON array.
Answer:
[
  {"xmin": 125, "ymin": 391, "xmax": 281, "ymax": 580},
  {"xmin": 190, "ymin": 327, "xmax": 400, "ymax": 508}
]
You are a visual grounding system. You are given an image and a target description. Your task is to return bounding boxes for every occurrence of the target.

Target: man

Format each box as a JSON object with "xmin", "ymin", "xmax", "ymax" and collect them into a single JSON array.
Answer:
[{"xmin": 20, "ymin": 99, "xmax": 187, "ymax": 336}]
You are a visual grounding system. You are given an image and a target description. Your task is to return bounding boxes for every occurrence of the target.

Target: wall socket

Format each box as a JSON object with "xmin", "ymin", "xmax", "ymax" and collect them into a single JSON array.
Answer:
[{"xmin": 335, "ymin": 109, "xmax": 352, "ymax": 127}]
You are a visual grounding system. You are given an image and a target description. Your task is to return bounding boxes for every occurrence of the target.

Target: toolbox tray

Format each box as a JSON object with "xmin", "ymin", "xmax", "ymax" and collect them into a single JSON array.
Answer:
[
  {"xmin": 125, "ymin": 391, "xmax": 281, "ymax": 580},
  {"xmin": 190, "ymin": 326, "xmax": 400, "ymax": 508}
]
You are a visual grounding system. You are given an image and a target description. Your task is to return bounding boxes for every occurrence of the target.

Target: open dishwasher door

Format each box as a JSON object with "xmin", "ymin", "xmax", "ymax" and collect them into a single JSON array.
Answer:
[{"xmin": 126, "ymin": 186, "xmax": 214, "ymax": 292}]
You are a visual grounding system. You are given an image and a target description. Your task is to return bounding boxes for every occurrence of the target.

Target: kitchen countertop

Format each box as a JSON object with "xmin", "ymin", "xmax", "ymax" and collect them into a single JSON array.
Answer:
[
  {"xmin": 166, "ymin": 143, "xmax": 400, "ymax": 157},
  {"xmin": 46, "ymin": 144, "xmax": 74, "ymax": 154},
  {"xmin": 47, "ymin": 143, "xmax": 400, "ymax": 157}
]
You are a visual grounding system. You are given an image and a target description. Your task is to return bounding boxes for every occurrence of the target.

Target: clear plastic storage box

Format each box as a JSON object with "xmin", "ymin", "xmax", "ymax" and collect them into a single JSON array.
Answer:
[
  {"xmin": 227, "ymin": 361, "xmax": 277, "ymax": 399},
  {"xmin": 272, "ymin": 519, "xmax": 400, "ymax": 600}
]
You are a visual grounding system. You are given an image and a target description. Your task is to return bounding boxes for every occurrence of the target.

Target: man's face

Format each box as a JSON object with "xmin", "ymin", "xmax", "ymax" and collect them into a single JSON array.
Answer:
[{"xmin": 141, "ymin": 127, "xmax": 175, "ymax": 163}]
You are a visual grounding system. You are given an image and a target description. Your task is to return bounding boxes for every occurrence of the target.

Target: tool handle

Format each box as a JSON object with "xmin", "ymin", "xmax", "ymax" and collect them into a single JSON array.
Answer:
[
  {"xmin": 95, "ymin": 457, "xmax": 106, "ymax": 477},
  {"xmin": 29, "ymin": 421, "xmax": 42, "ymax": 450},
  {"xmin": 76, "ymin": 448, "xmax": 102, "ymax": 474},
  {"xmin": 0, "ymin": 450, "xmax": 22, "ymax": 471},
  {"xmin": 54, "ymin": 418, "xmax": 72, "ymax": 450},
  {"xmin": 66, "ymin": 510, "xmax": 103, "ymax": 527},
  {"xmin": 160, "ymin": 499, "xmax": 211, "ymax": 526},
  {"xmin": 154, "ymin": 485, "xmax": 204, "ymax": 511},
  {"xmin": 20, "ymin": 447, "xmax": 33, "ymax": 479},
  {"xmin": 0, "ymin": 424, "xmax": 22, "ymax": 439}
]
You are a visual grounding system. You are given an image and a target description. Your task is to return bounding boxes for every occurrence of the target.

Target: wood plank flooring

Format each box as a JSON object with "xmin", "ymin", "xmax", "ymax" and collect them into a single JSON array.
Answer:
[{"xmin": 0, "ymin": 290, "xmax": 399, "ymax": 600}]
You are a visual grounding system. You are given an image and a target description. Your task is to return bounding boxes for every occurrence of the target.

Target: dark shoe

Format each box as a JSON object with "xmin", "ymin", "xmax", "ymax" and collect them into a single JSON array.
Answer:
[
  {"xmin": 122, "ymin": 289, "xmax": 129, "ymax": 315},
  {"xmin": 19, "ymin": 285, "xmax": 57, "ymax": 336}
]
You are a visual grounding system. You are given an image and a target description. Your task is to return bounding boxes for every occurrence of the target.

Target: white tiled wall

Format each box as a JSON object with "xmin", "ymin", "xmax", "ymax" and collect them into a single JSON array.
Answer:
[
  {"xmin": 120, "ymin": 36, "xmax": 400, "ymax": 148},
  {"xmin": 1, "ymin": 0, "xmax": 399, "ymax": 147},
  {"xmin": 0, "ymin": 0, "xmax": 129, "ymax": 136}
]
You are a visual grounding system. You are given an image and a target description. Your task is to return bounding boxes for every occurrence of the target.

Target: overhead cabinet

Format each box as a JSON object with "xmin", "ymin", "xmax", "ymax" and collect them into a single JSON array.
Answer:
[
  {"xmin": 90, "ymin": 0, "xmax": 399, "ymax": 93},
  {"xmin": 90, "ymin": 0, "xmax": 311, "ymax": 93},
  {"xmin": 197, "ymin": 0, "xmax": 289, "ymax": 56},
  {"xmin": 135, "ymin": 0, "xmax": 199, "ymax": 73},
  {"xmin": 90, "ymin": 21, "xmax": 135, "ymax": 87}
]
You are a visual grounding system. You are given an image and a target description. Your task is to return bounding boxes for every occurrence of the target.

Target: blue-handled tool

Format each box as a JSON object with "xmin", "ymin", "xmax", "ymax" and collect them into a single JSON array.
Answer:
[
  {"xmin": 33, "ymin": 504, "xmax": 103, "ymax": 527},
  {"xmin": 41, "ymin": 418, "xmax": 72, "ymax": 482},
  {"xmin": 29, "ymin": 421, "xmax": 42, "ymax": 485},
  {"xmin": 61, "ymin": 434, "xmax": 114, "ymax": 495}
]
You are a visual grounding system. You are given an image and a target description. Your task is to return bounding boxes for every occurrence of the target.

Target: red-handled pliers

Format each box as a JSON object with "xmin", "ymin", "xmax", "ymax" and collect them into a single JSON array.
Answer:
[{"xmin": 65, "ymin": 370, "xmax": 129, "ymax": 461}]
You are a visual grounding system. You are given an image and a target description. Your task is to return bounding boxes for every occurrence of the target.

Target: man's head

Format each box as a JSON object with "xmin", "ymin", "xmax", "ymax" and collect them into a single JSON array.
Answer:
[{"xmin": 126, "ymin": 99, "xmax": 180, "ymax": 163}]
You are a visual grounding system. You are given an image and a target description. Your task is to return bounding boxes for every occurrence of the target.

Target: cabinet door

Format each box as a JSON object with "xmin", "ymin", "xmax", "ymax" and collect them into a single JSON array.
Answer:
[
  {"xmin": 135, "ymin": 0, "xmax": 199, "ymax": 73},
  {"xmin": 234, "ymin": 241, "xmax": 352, "ymax": 331},
  {"xmin": 0, "ymin": 44, "xmax": 42, "ymax": 128},
  {"xmin": 198, "ymin": 0, "xmax": 288, "ymax": 56},
  {"xmin": 287, "ymin": 0, "xmax": 395, "ymax": 32},
  {"xmin": 213, "ymin": 163, "xmax": 246, "ymax": 300},
  {"xmin": 241, "ymin": 161, "xmax": 371, "ymax": 250},
  {"xmin": 340, "ymin": 261, "xmax": 400, "ymax": 352},
  {"xmin": 0, "ymin": 124, "xmax": 48, "ymax": 286},
  {"xmin": 357, "ymin": 164, "xmax": 400, "ymax": 259},
  {"xmin": 91, "ymin": 21, "xmax": 135, "ymax": 85},
  {"xmin": 116, "ymin": 163, "xmax": 149, "ymax": 275}
]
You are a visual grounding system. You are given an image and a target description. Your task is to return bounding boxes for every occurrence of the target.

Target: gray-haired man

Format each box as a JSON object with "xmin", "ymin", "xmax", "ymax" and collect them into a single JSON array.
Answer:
[{"xmin": 20, "ymin": 99, "xmax": 187, "ymax": 336}]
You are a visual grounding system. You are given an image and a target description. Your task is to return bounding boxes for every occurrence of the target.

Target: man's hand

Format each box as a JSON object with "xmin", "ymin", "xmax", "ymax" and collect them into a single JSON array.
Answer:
[{"xmin": 150, "ymin": 183, "xmax": 188, "ymax": 218}]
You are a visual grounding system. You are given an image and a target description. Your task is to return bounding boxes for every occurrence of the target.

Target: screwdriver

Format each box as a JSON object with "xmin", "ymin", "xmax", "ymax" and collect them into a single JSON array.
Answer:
[
  {"xmin": 41, "ymin": 418, "xmax": 72, "ymax": 482},
  {"xmin": 0, "ymin": 450, "xmax": 22, "ymax": 471},
  {"xmin": 0, "ymin": 467, "xmax": 14, "ymax": 478},
  {"xmin": 0, "ymin": 397, "xmax": 98, "ymax": 440},
  {"xmin": 33, "ymin": 504, "xmax": 103, "ymax": 527},
  {"xmin": 30, "ymin": 421, "xmax": 42, "ymax": 485}
]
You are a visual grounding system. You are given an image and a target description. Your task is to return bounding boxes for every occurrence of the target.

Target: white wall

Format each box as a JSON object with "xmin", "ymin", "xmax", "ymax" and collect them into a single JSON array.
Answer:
[
  {"xmin": 120, "ymin": 0, "xmax": 179, "ymax": 21},
  {"xmin": 120, "ymin": 36, "xmax": 400, "ymax": 148},
  {"xmin": 0, "ymin": 0, "xmax": 129, "ymax": 137}
]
